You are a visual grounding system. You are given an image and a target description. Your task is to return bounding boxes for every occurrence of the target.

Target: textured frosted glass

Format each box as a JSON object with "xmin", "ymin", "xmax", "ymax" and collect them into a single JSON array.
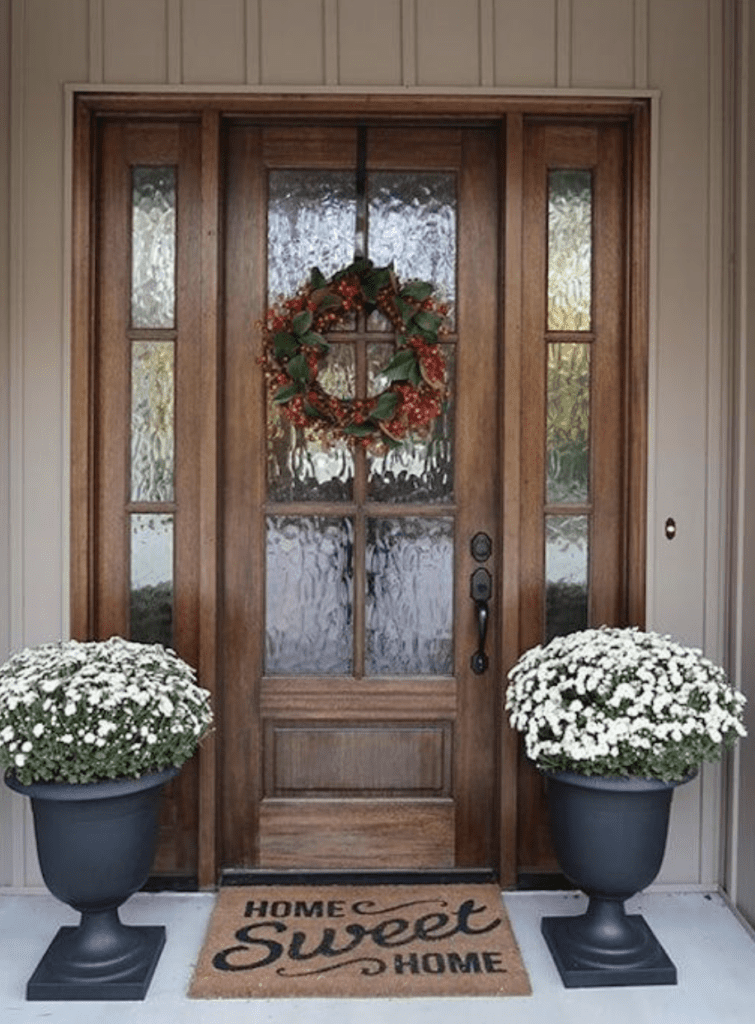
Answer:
[
  {"xmin": 368, "ymin": 172, "xmax": 456, "ymax": 328},
  {"xmin": 131, "ymin": 341, "xmax": 174, "ymax": 502},
  {"xmin": 268, "ymin": 171, "xmax": 356, "ymax": 300},
  {"xmin": 366, "ymin": 517, "xmax": 453, "ymax": 676},
  {"xmin": 131, "ymin": 167, "xmax": 176, "ymax": 329},
  {"xmin": 366, "ymin": 343, "xmax": 454, "ymax": 503},
  {"xmin": 267, "ymin": 344, "xmax": 355, "ymax": 502},
  {"xmin": 547, "ymin": 343, "xmax": 590, "ymax": 504},
  {"xmin": 130, "ymin": 513, "xmax": 173, "ymax": 648},
  {"xmin": 265, "ymin": 516, "xmax": 354, "ymax": 675},
  {"xmin": 548, "ymin": 170, "xmax": 592, "ymax": 331},
  {"xmin": 546, "ymin": 514, "xmax": 589, "ymax": 642}
]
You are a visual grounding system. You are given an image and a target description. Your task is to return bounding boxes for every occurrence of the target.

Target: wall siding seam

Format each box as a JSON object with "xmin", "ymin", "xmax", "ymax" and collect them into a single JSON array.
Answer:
[
  {"xmin": 727, "ymin": 0, "xmax": 752, "ymax": 909},
  {"xmin": 168, "ymin": 0, "xmax": 182, "ymax": 85},
  {"xmin": 556, "ymin": 0, "xmax": 572, "ymax": 88},
  {"xmin": 245, "ymin": 0, "xmax": 261, "ymax": 85},
  {"xmin": 701, "ymin": 0, "xmax": 728, "ymax": 887},
  {"xmin": 325, "ymin": 0, "xmax": 338, "ymax": 86},
  {"xmin": 8, "ymin": 0, "xmax": 28, "ymax": 887},
  {"xmin": 88, "ymin": 0, "xmax": 103, "ymax": 84},
  {"xmin": 480, "ymin": 0, "xmax": 494, "ymax": 87},
  {"xmin": 401, "ymin": 0, "xmax": 417, "ymax": 86},
  {"xmin": 634, "ymin": 0, "xmax": 649, "ymax": 89}
]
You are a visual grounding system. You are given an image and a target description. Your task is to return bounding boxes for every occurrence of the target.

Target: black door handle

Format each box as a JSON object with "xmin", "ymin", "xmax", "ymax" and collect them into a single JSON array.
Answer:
[{"xmin": 470, "ymin": 568, "xmax": 491, "ymax": 674}]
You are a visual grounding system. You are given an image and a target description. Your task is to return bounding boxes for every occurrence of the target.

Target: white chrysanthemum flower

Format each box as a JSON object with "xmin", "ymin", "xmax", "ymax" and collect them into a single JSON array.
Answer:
[
  {"xmin": 0, "ymin": 636, "xmax": 212, "ymax": 784},
  {"xmin": 506, "ymin": 626, "xmax": 746, "ymax": 781}
]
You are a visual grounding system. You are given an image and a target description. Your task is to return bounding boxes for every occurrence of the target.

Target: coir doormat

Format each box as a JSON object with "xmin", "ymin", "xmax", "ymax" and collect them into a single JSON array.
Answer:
[{"xmin": 189, "ymin": 883, "xmax": 531, "ymax": 998}]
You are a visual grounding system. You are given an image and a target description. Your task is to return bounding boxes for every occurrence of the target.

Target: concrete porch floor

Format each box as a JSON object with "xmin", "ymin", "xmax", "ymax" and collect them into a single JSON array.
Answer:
[{"xmin": 1, "ymin": 889, "xmax": 754, "ymax": 1023}]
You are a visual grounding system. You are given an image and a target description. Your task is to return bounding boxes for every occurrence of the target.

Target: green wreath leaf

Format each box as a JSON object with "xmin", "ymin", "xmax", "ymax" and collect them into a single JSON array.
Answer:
[
  {"xmin": 371, "ymin": 392, "xmax": 399, "ymax": 421},
  {"xmin": 286, "ymin": 352, "xmax": 310, "ymax": 382},
  {"xmin": 401, "ymin": 281, "xmax": 433, "ymax": 302},
  {"xmin": 273, "ymin": 382, "xmax": 302, "ymax": 404},
  {"xmin": 382, "ymin": 348, "xmax": 417, "ymax": 382},
  {"xmin": 412, "ymin": 309, "xmax": 443, "ymax": 336},
  {"xmin": 292, "ymin": 310, "xmax": 313, "ymax": 336},
  {"xmin": 343, "ymin": 422, "xmax": 377, "ymax": 437},
  {"xmin": 274, "ymin": 332, "xmax": 299, "ymax": 359},
  {"xmin": 310, "ymin": 267, "xmax": 327, "ymax": 290}
]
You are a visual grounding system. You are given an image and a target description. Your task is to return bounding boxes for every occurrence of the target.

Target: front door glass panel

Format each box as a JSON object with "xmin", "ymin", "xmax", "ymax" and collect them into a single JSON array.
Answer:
[{"xmin": 263, "ymin": 159, "xmax": 458, "ymax": 681}]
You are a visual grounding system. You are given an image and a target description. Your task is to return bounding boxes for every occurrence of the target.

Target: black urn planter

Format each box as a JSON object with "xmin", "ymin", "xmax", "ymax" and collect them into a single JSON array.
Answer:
[
  {"xmin": 5, "ymin": 765, "xmax": 179, "ymax": 1001},
  {"xmin": 541, "ymin": 770, "xmax": 693, "ymax": 989}
]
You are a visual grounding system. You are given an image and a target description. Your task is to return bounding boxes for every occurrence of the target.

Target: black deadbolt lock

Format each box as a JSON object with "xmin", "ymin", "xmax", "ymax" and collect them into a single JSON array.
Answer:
[{"xmin": 471, "ymin": 532, "xmax": 492, "ymax": 562}]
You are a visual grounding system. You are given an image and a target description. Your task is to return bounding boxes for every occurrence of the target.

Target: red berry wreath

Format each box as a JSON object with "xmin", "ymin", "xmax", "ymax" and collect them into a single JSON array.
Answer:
[{"xmin": 261, "ymin": 258, "xmax": 449, "ymax": 451}]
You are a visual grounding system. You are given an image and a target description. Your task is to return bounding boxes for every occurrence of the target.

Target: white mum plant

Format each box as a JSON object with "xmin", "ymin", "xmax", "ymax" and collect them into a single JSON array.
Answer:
[
  {"xmin": 506, "ymin": 627, "xmax": 746, "ymax": 782},
  {"xmin": 0, "ymin": 637, "xmax": 212, "ymax": 786}
]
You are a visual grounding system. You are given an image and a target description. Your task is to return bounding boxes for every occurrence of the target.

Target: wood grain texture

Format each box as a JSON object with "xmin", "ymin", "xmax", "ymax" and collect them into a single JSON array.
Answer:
[{"xmin": 259, "ymin": 800, "xmax": 455, "ymax": 868}]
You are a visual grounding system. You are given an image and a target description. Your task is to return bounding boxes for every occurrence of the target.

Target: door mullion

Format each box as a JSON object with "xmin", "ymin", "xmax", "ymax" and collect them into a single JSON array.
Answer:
[{"xmin": 353, "ymin": 334, "xmax": 368, "ymax": 679}]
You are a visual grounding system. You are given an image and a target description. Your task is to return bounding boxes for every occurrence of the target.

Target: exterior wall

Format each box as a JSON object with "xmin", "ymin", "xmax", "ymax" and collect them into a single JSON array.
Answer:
[
  {"xmin": 0, "ymin": 0, "xmax": 744, "ymax": 898},
  {"xmin": 731, "ymin": 0, "xmax": 755, "ymax": 928},
  {"xmin": 0, "ymin": 0, "xmax": 12, "ymax": 886}
]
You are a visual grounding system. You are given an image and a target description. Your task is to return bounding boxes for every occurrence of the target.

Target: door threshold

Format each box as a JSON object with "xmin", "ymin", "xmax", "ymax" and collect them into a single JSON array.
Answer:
[{"xmin": 220, "ymin": 868, "xmax": 498, "ymax": 887}]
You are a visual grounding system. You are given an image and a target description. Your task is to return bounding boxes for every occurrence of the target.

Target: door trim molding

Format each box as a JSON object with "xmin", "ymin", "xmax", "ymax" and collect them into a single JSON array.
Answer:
[{"xmin": 70, "ymin": 93, "xmax": 651, "ymax": 889}]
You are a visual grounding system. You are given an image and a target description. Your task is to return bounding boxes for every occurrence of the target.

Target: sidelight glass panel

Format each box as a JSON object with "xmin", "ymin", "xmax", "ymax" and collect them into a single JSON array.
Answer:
[
  {"xmin": 130, "ymin": 513, "xmax": 173, "ymax": 648},
  {"xmin": 265, "ymin": 516, "xmax": 354, "ymax": 675},
  {"xmin": 131, "ymin": 166, "xmax": 176, "ymax": 329},
  {"xmin": 368, "ymin": 172, "xmax": 456, "ymax": 328},
  {"xmin": 366, "ymin": 343, "xmax": 454, "ymax": 503},
  {"xmin": 546, "ymin": 514, "xmax": 589, "ymax": 641},
  {"xmin": 546, "ymin": 343, "xmax": 590, "ymax": 504},
  {"xmin": 267, "ymin": 343, "xmax": 355, "ymax": 502},
  {"xmin": 548, "ymin": 170, "xmax": 592, "ymax": 331},
  {"xmin": 131, "ymin": 341, "xmax": 175, "ymax": 502},
  {"xmin": 366, "ymin": 517, "xmax": 453, "ymax": 676},
  {"xmin": 268, "ymin": 170, "xmax": 356, "ymax": 300}
]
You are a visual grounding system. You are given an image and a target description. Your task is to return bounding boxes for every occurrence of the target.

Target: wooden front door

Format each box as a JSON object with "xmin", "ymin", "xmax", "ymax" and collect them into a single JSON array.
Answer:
[
  {"xmin": 74, "ymin": 97, "xmax": 648, "ymax": 884},
  {"xmin": 221, "ymin": 124, "xmax": 501, "ymax": 871}
]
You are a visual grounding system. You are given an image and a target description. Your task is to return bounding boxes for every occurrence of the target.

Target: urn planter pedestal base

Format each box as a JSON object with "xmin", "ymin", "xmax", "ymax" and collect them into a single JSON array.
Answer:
[
  {"xmin": 27, "ymin": 913, "xmax": 166, "ymax": 1001},
  {"xmin": 541, "ymin": 898, "xmax": 676, "ymax": 988},
  {"xmin": 542, "ymin": 770, "xmax": 692, "ymax": 989},
  {"xmin": 5, "ymin": 766, "xmax": 179, "ymax": 1001}
]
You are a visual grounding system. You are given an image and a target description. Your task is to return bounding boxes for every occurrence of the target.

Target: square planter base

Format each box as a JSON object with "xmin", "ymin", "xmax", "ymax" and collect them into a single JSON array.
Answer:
[
  {"xmin": 541, "ymin": 915, "xmax": 677, "ymax": 988},
  {"xmin": 26, "ymin": 925, "xmax": 166, "ymax": 1001}
]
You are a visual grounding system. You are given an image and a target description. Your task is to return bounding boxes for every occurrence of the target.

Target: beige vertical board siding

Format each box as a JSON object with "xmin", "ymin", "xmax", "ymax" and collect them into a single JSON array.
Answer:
[
  {"xmin": 88, "ymin": 0, "xmax": 104, "ymax": 81},
  {"xmin": 0, "ymin": 0, "xmax": 10, "ymax": 665},
  {"xmin": 5, "ymin": 0, "xmax": 88, "ymax": 888},
  {"xmin": 415, "ymin": 0, "xmax": 480, "ymax": 86},
  {"xmin": 182, "ymin": 0, "xmax": 245, "ymax": 84},
  {"xmin": 733, "ymin": 0, "xmax": 755, "ymax": 928},
  {"xmin": 259, "ymin": 0, "xmax": 325, "ymax": 84},
  {"xmin": 0, "ymin": 0, "xmax": 10, "ymax": 885},
  {"xmin": 571, "ymin": 0, "xmax": 634, "ymax": 87},
  {"xmin": 245, "ymin": 0, "xmax": 261, "ymax": 83},
  {"xmin": 103, "ymin": 0, "xmax": 167, "ymax": 83},
  {"xmin": 648, "ymin": 0, "xmax": 717, "ymax": 885},
  {"xmin": 493, "ymin": 0, "xmax": 557, "ymax": 87},
  {"xmin": 337, "ymin": 0, "xmax": 403, "ymax": 86}
]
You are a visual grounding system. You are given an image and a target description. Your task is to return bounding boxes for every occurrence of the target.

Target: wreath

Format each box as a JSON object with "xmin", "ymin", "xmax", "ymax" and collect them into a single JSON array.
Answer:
[{"xmin": 261, "ymin": 258, "xmax": 449, "ymax": 451}]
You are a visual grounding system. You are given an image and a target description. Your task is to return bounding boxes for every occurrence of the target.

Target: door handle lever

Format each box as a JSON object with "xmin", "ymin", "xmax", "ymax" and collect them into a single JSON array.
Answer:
[{"xmin": 470, "ymin": 568, "xmax": 491, "ymax": 675}]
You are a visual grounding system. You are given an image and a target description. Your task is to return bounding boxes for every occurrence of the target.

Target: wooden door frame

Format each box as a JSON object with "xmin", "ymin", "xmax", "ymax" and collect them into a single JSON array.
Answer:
[{"xmin": 70, "ymin": 92, "xmax": 650, "ymax": 889}]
